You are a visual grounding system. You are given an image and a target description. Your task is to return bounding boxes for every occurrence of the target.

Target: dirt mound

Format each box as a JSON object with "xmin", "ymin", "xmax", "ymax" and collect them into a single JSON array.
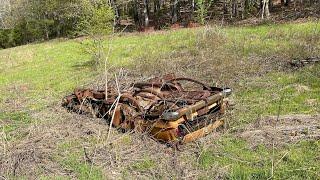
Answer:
[{"xmin": 239, "ymin": 114, "xmax": 320, "ymax": 147}]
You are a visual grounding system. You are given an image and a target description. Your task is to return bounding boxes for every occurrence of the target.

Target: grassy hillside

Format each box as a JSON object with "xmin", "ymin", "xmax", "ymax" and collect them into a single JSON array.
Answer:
[{"xmin": 0, "ymin": 21, "xmax": 319, "ymax": 179}]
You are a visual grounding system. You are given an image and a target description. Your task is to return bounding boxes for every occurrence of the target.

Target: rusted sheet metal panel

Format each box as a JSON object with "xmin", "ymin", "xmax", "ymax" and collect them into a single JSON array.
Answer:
[{"xmin": 62, "ymin": 74, "xmax": 232, "ymax": 144}]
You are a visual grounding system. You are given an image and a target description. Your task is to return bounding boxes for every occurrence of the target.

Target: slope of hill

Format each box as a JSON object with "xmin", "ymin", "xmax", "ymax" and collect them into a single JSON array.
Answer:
[{"xmin": 0, "ymin": 21, "xmax": 319, "ymax": 179}]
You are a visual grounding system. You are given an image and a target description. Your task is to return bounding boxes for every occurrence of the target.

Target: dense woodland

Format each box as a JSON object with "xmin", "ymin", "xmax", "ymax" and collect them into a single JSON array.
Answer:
[{"xmin": 0, "ymin": 0, "xmax": 319, "ymax": 48}]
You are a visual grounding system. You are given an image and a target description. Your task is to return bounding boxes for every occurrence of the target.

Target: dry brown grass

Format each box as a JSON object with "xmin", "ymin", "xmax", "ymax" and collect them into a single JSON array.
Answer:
[
  {"xmin": 0, "ymin": 106, "xmax": 228, "ymax": 178},
  {"xmin": 238, "ymin": 114, "xmax": 320, "ymax": 148}
]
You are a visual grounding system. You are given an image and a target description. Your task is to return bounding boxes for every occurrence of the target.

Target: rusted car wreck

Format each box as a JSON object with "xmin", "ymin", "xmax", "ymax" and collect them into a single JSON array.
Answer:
[{"xmin": 63, "ymin": 74, "xmax": 231, "ymax": 144}]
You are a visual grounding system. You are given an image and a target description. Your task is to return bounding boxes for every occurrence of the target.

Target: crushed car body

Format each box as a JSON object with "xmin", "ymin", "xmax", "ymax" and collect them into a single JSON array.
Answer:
[{"xmin": 62, "ymin": 74, "xmax": 232, "ymax": 144}]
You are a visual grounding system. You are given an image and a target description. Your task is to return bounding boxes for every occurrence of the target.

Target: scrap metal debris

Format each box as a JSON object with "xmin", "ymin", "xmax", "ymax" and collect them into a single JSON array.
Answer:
[
  {"xmin": 290, "ymin": 57, "xmax": 320, "ymax": 68},
  {"xmin": 62, "ymin": 74, "xmax": 232, "ymax": 144}
]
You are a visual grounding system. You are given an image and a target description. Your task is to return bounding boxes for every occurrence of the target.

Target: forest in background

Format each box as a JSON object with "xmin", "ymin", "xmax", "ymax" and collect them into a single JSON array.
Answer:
[{"xmin": 0, "ymin": 0, "xmax": 320, "ymax": 49}]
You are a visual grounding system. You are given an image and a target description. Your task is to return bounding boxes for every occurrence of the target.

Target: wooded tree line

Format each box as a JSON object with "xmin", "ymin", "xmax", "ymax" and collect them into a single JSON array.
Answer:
[
  {"xmin": 0, "ymin": 0, "xmax": 319, "ymax": 49},
  {"xmin": 113, "ymin": 0, "xmax": 320, "ymax": 28},
  {"xmin": 0, "ymin": 0, "xmax": 114, "ymax": 48}
]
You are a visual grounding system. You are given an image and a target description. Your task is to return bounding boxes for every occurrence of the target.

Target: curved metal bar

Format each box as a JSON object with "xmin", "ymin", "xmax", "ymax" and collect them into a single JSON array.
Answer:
[
  {"xmin": 120, "ymin": 94, "xmax": 143, "ymax": 112},
  {"xmin": 134, "ymin": 82, "xmax": 181, "ymax": 91},
  {"xmin": 165, "ymin": 77, "xmax": 211, "ymax": 90},
  {"xmin": 134, "ymin": 88, "xmax": 165, "ymax": 99}
]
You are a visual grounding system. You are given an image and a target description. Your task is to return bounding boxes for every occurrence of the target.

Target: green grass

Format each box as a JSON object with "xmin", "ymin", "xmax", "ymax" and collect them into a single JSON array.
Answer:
[
  {"xmin": 59, "ymin": 152, "xmax": 104, "ymax": 180},
  {"xmin": 0, "ymin": 111, "xmax": 32, "ymax": 141},
  {"xmin": 0, "ymin": 21, "xmax": 320, "ymax": 179},
  {"xmin": 0, "ymin": 29, "xmax": 195, "ymax": 110},
  {"xmin": 130, "ymin": 158, "xmax": 156, "ymax": 172},
  {"xmin": 55, "ymin": 140, "xmax": 105, "ymax": 179},
  {"xmin": 38, "ymin": 176, "xmax": 70, "ymax": 180},
  {"xmin": 235, "ymin": 64, "xmax": 320, "ymax": 126},
  {"xmin": 0, "ymin": 21, "xmax": 319, "ymax": 109},
  {"xmin": 199, "ymin": 138, "xmax": 320, "ymax": 179},
  {"xmin": 226, "ymin": 21, "xmax": 320, "ymax": 57},
  {"xmin": 215, "ymin": 62, "xmax": 319, "ymax": 179}
]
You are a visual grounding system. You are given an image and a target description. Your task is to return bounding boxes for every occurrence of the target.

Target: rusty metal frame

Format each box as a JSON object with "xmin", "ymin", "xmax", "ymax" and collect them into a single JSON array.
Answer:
[{"xmin": 62, "ymin": 74, "xmax": 231, "ymax": 144}]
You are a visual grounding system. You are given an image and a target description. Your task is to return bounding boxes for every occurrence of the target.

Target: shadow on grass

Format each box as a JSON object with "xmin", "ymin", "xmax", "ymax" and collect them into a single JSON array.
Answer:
[{"xmin": 72, "ymin": 60, "xmax": 99, "ymax": 70}]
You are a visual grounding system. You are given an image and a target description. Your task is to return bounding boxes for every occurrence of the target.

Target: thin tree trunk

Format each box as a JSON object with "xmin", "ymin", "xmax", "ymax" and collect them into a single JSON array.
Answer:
[
  {"xmin": 191, "ymin": 0, "xmax": 195, "ymax": 14},
  {"xmin": 244, "ymin": 0, "xmax": 250, "ymax": 13},
  {"xmin": 154, "ymin": 0, "xmax": 160, "ymax": 29},
  {"xmin": 143, "ymin": 0, "xmax": 149, "ymax": 26},
  {"xmin": 132, "ymin": 0, "xmax": 141, "ymax": 27},
  {"xmin": 171, "ymin": 0, "xmax": 179, "ymax": 23},
  {"xmin": 154, "ymin": 0, "xmax": 160, "ymax": 13},
  {"xmin": 269, "ymin": 0, "xmax": 273, "ymax": 10},
  {"xmin": 261, "ymin": 0, "xmax": 270, "ymax": 19},
  {"xmin": 232, "ymin": 0, "xmax": 238, "ymax": 18},
  {"xmin": 223, "ymin": 0, "xmax": 228, "ymax": 14},
  {"xmin": 265, "ymin": 0, "xmax": 270, "ymax": 17},
  {"xmin": 110, "ymin": 0, "xmax": 120, "ymax": 26},
  {"xmin": 285, "ymin": 0, "xmax": 290, "ymax": 6}
]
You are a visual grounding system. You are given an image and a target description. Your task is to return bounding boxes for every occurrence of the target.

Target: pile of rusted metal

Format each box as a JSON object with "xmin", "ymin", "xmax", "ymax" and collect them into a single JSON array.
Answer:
[
  {"xmin": 290, "ymin": 57, "xmax": 320, "ymax": 68},
  {"xmin": 62, "ymin": 74, "xmax": 232, "ymax": 144}
]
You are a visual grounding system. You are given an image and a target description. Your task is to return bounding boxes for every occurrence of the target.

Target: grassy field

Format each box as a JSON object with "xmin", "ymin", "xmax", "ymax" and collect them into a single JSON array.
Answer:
[{"xmin": 0, "ymin": 21, "xmax": 319, "ymax": 179}]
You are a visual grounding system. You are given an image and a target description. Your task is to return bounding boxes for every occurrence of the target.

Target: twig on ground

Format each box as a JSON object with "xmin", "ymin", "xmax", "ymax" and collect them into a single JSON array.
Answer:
[
  {"xmin": 83, "ymin": 147, "xmax": 93, "ymax": 164},
  {"xmin": 269, "ymin": 88, "xmax": 284, "ymax": 179}
]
